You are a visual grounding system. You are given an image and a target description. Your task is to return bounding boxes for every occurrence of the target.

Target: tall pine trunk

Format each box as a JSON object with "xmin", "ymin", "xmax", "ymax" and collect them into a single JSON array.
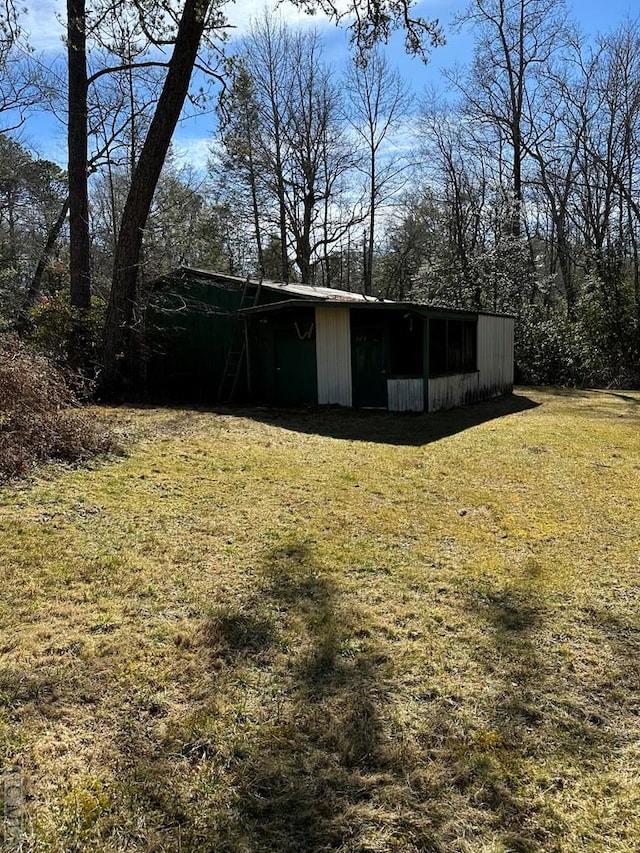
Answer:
[
  {"xmin": 102, "ymin": 0, "xmax": 211, "ymax": 395},
  {"xmin": 67, "ymin": 0, "xmax": 91, "ymax": 311}
]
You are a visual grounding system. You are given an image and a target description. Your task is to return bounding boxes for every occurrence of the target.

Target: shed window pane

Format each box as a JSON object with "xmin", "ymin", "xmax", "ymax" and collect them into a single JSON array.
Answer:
[
  {"xmin": 389, "ymin": 314, "xmax": 423, "ymax": 375},
  {"xmin": 429, "ymin": 318, "xmax": 477, "ymax": 376},
  {"xmin": 429, "ymin": 319, "xmax": 447, "ymax": 374},
  {"xmin": 448, "ymin": 321, "xmax": 464, "ymax": 372}
]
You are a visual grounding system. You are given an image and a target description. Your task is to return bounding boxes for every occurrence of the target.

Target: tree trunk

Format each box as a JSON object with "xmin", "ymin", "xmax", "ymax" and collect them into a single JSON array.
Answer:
[
  {"xmin": 365, "ymin": 148, "xmax": 375, "ymax": 295},
  {"xmin": 296, "ymin": 187, "xmax": 315, "ymax": 284},
  {"xmin": 27, "ymin": 197, "xmax": 70, "ymax": 305},
  {"xmin": 273, "ymin": 123, "xmax": 289, "ymax": 282},
  {"xmin": 246, "ymin": 128, "xmax": 264, "ymax": 277},
  {"xmin": 102, "ymin": 0, "xmax": 211, "ymax": 395},
  {"xmin": 511, "ymin": 126, "xmax": 522, "ymax": 238},
  {"xmin": 67, "ymin": 0, "xmax": 91, "ymax": 311}
]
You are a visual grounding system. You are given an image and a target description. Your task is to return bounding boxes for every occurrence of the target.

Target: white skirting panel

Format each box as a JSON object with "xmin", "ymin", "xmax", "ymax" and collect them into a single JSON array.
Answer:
[
  {"xmin": 316, "ymin": 306, "xmax": 352, "ymax": 406},
  {"xmin": 387, "ymin": 378, "xmax": 424, "ymax": 412},
  {"xmin": 429, "ymin": 372, "xmax": 480, "ymax": 412}
]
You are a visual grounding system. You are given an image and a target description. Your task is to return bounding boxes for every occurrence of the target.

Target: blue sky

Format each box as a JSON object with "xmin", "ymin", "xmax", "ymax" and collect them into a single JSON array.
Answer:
[{"xmin": 14, "ymin": 0, "xmax": 639, "ymax": 168}]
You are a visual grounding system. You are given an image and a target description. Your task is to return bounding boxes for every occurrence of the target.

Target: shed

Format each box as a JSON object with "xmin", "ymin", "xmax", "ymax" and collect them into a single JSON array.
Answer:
[{"xmin": 145, "ymin": 267, "xmax": 514, "ymax": 412}]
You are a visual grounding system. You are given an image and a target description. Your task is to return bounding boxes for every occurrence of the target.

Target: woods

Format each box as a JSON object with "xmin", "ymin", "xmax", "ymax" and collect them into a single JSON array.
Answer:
[{"xmin": 0, "ymin": 0, "xmax": 639, "ymax": 391}]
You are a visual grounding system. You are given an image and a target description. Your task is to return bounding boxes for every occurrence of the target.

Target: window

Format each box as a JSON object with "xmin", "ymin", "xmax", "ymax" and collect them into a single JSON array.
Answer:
[
  {"xmin": 429, "ymin": 318, "xmax": 477, "ymax": 376},
  {"xmin": 429, "ymin": 319, "xmax": 447, "ymax": 374},
  {"xmin": 388, "ymin": 313, "xmax": 423, "ymax": 376}
]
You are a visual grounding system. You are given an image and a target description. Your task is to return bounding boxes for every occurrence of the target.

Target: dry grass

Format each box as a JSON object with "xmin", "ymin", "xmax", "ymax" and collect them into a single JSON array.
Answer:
[
  {"xmin": 0, "ymin": 388, "xmax": 639, "ymax": 852},
  {"xmin": 0, "ymin": 342, "xmax": 120, "ymax": 480}
]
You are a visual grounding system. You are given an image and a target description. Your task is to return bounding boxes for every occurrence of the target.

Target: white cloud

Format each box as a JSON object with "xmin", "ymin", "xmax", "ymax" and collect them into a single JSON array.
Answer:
[
  {"xmin": 222, "ymin": 0, "xmax": 340, "ymax": 39},
  {"xmin": 22, "ymin": 0, "xmax": 65, "ymax": 55},
  {"xmin": 170, "ymin": 135, "xmax": 214, "ymax": 173},
  {"xmin": 20, "ymin": 0, "xmax": 338, "ymax": 56},
  {"xmin": 20, "ymin": 0, "xmax": 451, "ymax": 58}
]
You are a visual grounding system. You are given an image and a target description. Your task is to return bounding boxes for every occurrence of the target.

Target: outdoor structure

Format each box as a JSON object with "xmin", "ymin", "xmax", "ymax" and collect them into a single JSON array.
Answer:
[{"xmin": 145, "ymin": 268, "xmax": 514, "ymax": 412}]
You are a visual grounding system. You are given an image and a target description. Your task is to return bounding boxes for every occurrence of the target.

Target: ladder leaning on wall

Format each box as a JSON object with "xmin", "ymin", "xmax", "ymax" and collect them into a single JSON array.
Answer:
[{"xmin": 216, "ymin": 276, "xmax": 262, "ymax": 405}]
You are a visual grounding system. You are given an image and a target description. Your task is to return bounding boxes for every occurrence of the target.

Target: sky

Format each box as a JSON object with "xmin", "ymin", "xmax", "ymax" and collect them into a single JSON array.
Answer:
[{"xmin": 13, "ymin": 0, "xmax": 640, "ymax": 168}]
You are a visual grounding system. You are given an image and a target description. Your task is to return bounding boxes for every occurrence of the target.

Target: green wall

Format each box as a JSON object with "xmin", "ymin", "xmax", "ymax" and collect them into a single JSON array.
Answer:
[
  {"xmin": 248, "ymin": 308, "xmax": 318, "ymax": 406},
  {"xmin": 145, "ymin": 275, "xmax": 301, "ymax": 403}
]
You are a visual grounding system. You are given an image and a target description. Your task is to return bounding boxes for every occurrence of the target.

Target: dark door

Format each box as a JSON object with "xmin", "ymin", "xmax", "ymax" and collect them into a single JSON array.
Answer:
[
  {"xmin": 275, "ymin": 325, "xmax": 317, "ymax": 405},
  {"xmin": 351, "ymin": 326, "xmax": 387, "ymax": 407}
]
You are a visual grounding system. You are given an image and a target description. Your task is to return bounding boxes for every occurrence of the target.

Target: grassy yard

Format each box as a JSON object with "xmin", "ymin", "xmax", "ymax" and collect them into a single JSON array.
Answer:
[{"xmin": 0, "ymin": 388, "xmax": 639, "ymax": 852}]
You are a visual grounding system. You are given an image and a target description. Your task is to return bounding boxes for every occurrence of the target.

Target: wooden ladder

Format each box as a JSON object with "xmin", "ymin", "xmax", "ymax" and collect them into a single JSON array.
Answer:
[{"xmin": 217, "ymin": 277, "xmax": 261, "ymax": 404}]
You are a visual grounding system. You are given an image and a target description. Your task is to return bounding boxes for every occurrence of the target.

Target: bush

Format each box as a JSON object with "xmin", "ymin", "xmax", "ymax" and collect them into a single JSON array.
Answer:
[
  {"xmin": 0, "ymin": 339, "xmax": 118, "ymax": 480},
  {"xmin": 515, "ymin": 301, "xmax": 640, "ymax": 389},
  {"xmin": 28, "ymin": 293, "xmax": 105, "ymax": 392},
  {"xmin": 515, "ymin": 306, "xmax": 580, "ymax": 386}
]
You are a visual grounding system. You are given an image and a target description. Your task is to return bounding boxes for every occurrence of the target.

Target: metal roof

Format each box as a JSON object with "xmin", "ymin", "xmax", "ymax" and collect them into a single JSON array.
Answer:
[
  {"xmin": 168, "ymin": 266, "xmax": 390, "ymax": 303},
  {"xmin": 158, "ymin": 267, "xmax": 514, "ymax": 318}
]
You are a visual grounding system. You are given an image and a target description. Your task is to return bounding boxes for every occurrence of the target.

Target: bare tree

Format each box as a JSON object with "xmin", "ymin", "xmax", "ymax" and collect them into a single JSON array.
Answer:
[
  {"xmin": 566, "ymin": 20, "xmax": 640, "ymax": 362},
  {"xmin": 419, "ymin": 98, "xmax": 490, "ymax": 307},
  {"xmin": 451, "ymin": 0, "xmax": 568, "ymax": 236},
  {"xmin": 103, "ymin": 0, "xmax": 221, "ymax": 391},
  {"xmin": 345, "ymin": 48, "xmax": 410, "ymax": 294},
  {"xmin": 281, "ymin": 28, "xmax": 358, "ymax": 283},
  {"xmin": 217, "ymin": 16, "xmax": 360, "ymax": 284},
  {"xmin": 67, "ymin": 0, "xmax": 91, "ymax": 312},
  {"xmin": 0, "ymin": 1, "xmax": 46, "ymax": 131},
  {"xmin": 524, "ymin": 30, "xmax": 587, "ymax": 317},
  {"xmin": 240, "ymin": 11, "xmax": 293, "ymax": 280}
]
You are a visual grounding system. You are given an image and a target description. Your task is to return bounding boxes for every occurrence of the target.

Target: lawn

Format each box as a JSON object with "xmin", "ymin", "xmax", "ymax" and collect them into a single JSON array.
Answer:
[{"xmin": 0, "ymin": 388, "xmax": 639, "ymax": 852}]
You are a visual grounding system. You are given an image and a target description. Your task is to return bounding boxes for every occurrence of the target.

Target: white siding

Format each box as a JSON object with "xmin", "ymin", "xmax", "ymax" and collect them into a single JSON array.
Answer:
[
  {"xmin": 316, "ymin": 306, "xmax": 352, "ymax": 406},
  {"xmin": 388, "ymin": 378, "xmax": 424, "ymax": 412},
  {"xmin": 429, "ymin": 373, "xmax": 480, "ymax": 412},
  {"xmin": 477, "ymin": 314, "xmax": 514, "ymax": 397}
]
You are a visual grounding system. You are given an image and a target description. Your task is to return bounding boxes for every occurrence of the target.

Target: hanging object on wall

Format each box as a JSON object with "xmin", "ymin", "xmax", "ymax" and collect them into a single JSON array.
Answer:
[{"xmin": 295, "ymin": 321, "xmax": 315, "ymax": 340}]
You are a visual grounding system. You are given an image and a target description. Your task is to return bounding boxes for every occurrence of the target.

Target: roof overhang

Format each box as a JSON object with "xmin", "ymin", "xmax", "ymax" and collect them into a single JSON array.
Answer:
[
  {"xmin": 238, "ymin": 300, "xmax": 506, "ymax": 320},
  {"xmin": 239, "ymin": 299, "xmax": 376, "ymax": 316}
]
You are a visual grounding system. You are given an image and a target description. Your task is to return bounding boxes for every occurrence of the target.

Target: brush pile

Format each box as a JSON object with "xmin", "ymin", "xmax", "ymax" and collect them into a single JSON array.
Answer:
[{"xmin": 0, "ymin": 338, "xmax": 116, "ymax": 479}]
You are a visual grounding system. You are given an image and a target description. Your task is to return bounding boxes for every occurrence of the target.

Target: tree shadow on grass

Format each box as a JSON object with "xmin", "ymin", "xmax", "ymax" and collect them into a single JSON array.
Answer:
[
  {"xmin": 541, "ymin": 387, "xmax": 640, "ymax": 406},
  {"xmin": 455, "ymin": 568, "xmax": 627, "ymax": 852},
  {"xmin": 93, "ymin": 539, "xmax": 638, "ymax": 852},
  {"xmin": 606, "ymin": 391, "xmax": 640, "ymax": 406},
  {"xmin": 191, "ymin": 539, "xmax": 444, "ymax": 853},
  {"xmin": 580, "ymin": 606, "xmax": 640, "ymax": 711},
  {"xmin": 102, "ymin": 559, "xmax": 636, "ymax": 853},
  {"xmin": 100, "ymin": 538, "xmax": 444, "ymax": 851},
  {"xmin": 424, "ymin": 582, "xmax": 553, "ymax": 853}
]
